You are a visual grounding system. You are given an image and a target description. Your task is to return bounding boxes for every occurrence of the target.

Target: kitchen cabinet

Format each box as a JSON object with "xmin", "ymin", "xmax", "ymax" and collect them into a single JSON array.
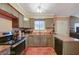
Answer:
[
  {"xmin": 30, "ymin": 19, "xmax": 34, "ymax": 28},
  {"xmin": 8, "ymin": 38, "xmax": 26, "ymax": 55},
  {"xmin": 33, "ymin": 35, "xmax": 40, "ymax": 46},
  {"xmin": 9, "ymin": 6, "xmax": 19, "ymax": 18},
  {"xmin": 11, "ymin": 40, "xmax": 26, "ymax": 55},
  {"xmin": 46, "ymin": 35, "xmax": 53, "ymax": 47},
  {"xmin": 27, "ymin": 34, "xmax": 53, "ymax": 47},
  {"xmin": 0, "ymin": 4, "xmax": 11, "ymax": 14},
  {"xmin": 54, "ymin": 37, "xmax": 63, "ymax": 55},
  {"xmin": 0, "ymin": 4, "xmax": 19, "ymax": 17},
  {"xmin": 27, "ymin": 35, "xmax": 40, "ymax": 46},
  {"xmin": 18, "ymin": 14, "xmax": 24, "ymax": 27},
  {"xmin": 0, "ymin": 3, "xmax": 24, "ymax": 28},
  {"xmin": 45, "ymin": 18, "xmax": 54, "ymax": 29},
  {"xmin": 40, "ymin": 35, "xmax": 47, "ymax": 46},
  {"xmin": 12, "ymin": 18, "xmax": 19, "ymax": 28},
  {"xmin": 54, "ymin": 35, "xmax": 79, "ymax": 55}
]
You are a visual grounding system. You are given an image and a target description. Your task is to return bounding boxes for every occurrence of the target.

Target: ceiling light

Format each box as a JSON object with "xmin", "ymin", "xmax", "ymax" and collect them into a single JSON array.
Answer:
[{"xmin": 37, "ymin": 4, "xmax": 42, "ymax": 13}]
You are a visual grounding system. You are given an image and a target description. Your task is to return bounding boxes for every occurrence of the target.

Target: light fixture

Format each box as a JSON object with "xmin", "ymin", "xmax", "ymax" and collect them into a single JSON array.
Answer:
[
  {"xmin": 37, "ymin": 4, "xmax": 42, "ymax": 13},
  {"xmin": 24, "ymin": 18, "xmax": 29, "ymax": 21}
]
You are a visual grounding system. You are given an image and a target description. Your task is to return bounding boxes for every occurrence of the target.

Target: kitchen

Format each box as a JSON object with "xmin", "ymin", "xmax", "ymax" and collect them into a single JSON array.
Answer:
[{"xmin": 0, "ymin": 3, "xmax": 79, "ymax": 55}]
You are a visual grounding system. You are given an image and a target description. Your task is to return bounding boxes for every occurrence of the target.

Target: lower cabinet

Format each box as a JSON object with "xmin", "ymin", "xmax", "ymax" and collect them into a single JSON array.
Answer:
[
  {"xmin": 54, "ymin": 36, "xmax": 79, "ymax": 55},
  {"xmin": 28, "ymin": 35, "xmax": 53, "ymax": 47},
  {"xmin": 54, "ymin": 37, "xmax": 63, "ymax": 55},
  {"xmin": 11, "ymin": 40, "xmax": 26, "ymax": 55},
  {"xmin": 28, "ymin": 35, "xmax": 40, "ymax": 46},
  {"xmin": 40, "ymin": 35, "xmax": 48, "ymax": 46}
]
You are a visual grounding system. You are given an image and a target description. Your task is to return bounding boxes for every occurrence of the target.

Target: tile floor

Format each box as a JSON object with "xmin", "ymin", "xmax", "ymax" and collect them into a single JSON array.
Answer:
[{"xmin": 24, "ymin": 47, "xmax": 56, "ymax": 55}]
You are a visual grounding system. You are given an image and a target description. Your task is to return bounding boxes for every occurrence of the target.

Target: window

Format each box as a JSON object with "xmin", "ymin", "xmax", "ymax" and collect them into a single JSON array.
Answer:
[{"xmin": 34, "ymin": 20, "xmax": 45, "ymax": 31}]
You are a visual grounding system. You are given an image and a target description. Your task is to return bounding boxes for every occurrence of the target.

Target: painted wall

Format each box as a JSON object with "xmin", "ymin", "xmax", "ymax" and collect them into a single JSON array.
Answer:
[
  {"xmin": 29, "ymin": 18, "xmax": 54, "ymax": 29},
  {"xmin": 45, "ymin": 18, "xmax": 53, "ymax": 29},
  {"xmin": 55, "ymin": 17, "xmax": 69, "ymax": 36},
  {"xmin": 0, "ymin": 18, "xmax": 12, "ymax": 32},
  {"xmin": 23, "ymin": 20, "xmax": 30, "ymax": 28}
]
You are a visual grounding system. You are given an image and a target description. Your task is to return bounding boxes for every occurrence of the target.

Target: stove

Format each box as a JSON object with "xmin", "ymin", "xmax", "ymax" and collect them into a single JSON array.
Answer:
[{"xmin": 0, "ymin": 37, "xmax": 25, "ymax": 45}]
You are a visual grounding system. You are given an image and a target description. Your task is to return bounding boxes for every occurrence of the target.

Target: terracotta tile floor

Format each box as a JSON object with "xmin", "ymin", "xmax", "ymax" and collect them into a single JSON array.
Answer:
[{"xmin": 24, "ymin": 47, "xmax": 57, "ymax": 55}]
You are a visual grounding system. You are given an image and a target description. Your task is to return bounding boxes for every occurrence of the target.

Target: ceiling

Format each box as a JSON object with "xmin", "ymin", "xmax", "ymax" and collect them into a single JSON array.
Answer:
[{"xmin": 19, "ymin": 3, "xmax": 79, "ymax": 18}]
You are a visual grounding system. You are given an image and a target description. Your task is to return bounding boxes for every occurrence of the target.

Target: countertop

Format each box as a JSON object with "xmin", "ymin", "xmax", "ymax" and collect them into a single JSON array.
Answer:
[
  {"xmin": 29, "ymin": 29, "xmax": 53, "ymax": 35},
  {"xmin": 54, "ymin": 34, "xmax": 79, "ymax": 42},
  {"xmin": 0, "ymin": 45, "xmax": 10, "ymax": 53},
  {"xmin": 0, "ymin": 33, "xmax": 12, "ymax": 37}
]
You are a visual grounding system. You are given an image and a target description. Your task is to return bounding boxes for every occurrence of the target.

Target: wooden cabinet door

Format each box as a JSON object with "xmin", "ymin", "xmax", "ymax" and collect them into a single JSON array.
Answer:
[
  {"xmin": 40, "ymin": 35, "xmax": 47, "ymax": 47},
  {"xmin": 40, "ymin": 35, "xmax": 53, "ymax": 47},
  {"xmin": 0, "ymin": 4, "xmax": 19, "ymax": 17},
  {"xmin": 47, "ymin": 35, "xmax": 53, "ymax": 47},
  {"xmin": 0, "ymin": 4, "xmax": 11, "ymax": 14},
  {"xmin": 28, "ymin": 35, "xmax": 34, "ymax": 46},
  {"xmin": 18, "ymin": 14, "xmax": 24, "ymax": 27},
  {"xmin": 55, "ymin": 37, "xmax": 63, "ymax": 55},
  {"xmin": 28, "ymin": 34, "xmax": 53, "ymax": 47},
  {"xmin": 28, "ymin": 35, "xmax": 40, "ymax": 47},
  {"xmin": 33, "ymin": 35, "xmax": 40, "ymax": 46},
  {"xmin": 0, "ymin": 4, "xmax": 3, "ymax": 9}
]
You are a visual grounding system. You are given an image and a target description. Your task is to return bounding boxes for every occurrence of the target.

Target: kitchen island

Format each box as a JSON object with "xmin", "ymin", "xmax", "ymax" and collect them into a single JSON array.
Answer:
[{"xmin": 54, "ymin": 34, "xmax": 79, "ymax": 55}]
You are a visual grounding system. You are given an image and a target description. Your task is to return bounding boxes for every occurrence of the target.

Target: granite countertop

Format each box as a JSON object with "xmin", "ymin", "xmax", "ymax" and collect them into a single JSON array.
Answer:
[
  {"xmin": 54, "ymin": 34, "xmax": 79, "ymax": 42},
  {"xmin": 29, "ymin": 29, "xmax": 53, "ymax": 35},
  {"xmin": 0, "ymin": 45, "xmax": 10, "ymax": 53}
]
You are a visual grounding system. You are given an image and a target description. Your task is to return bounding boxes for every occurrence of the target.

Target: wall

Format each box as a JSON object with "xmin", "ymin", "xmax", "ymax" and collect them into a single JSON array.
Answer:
[
  {"xmin": 29, "ymin": 18, "xmax": 54, "ymax": 29},
  {"xmin": 23, "ymin": 20, "xmax": 30, "ymax": 28},
  {"xmin": 0, "ymin": 18, "xmax": 12, "ymax": 32},
  {"xmin": 45, "ymin": 18, "xmax": 53, "ymax": 29},
  {"xmin": 55, "ymin": 17, "xmax": 69, "ymax": 36}
]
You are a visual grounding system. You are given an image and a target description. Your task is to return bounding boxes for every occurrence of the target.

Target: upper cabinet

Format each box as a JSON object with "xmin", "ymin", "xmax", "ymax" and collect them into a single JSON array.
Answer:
[
  {"xmin": 18, "ymin": 14, "xmax": 24, "ymax": 27},
  {"xmin": 9, "ymin": 6, "xmax": 19, "ymax": 18},
  {"xmin": 0, "ymin": 4, "xmax": 19, "ymax": 18},
  {"xmin": 0, "ymin": 3, "xmax": 24, "ymax": 28},
  {"xmin": 45, "ymin": 18, "xmax": 54, "ymax": 29}
]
